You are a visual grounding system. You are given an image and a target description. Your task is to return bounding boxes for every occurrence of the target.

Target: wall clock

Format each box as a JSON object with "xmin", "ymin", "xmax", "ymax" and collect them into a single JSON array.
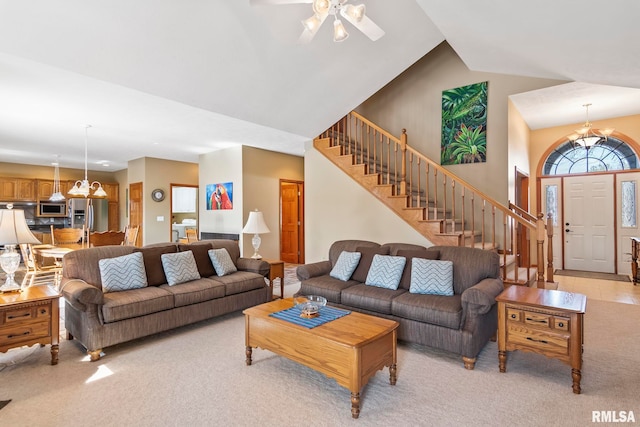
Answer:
[{"xmin": 151, "ymin": 188, "xmax": 165, "ymax": 202}]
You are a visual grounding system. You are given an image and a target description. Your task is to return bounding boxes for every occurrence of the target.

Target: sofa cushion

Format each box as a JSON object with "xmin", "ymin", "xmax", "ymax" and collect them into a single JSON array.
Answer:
[
  {"xmin": 410, "ymin": 259, "xmax": 454, "ymax": 296},
  {"xmin": 341, "ymin": 284, "xmax": 406, "ymax": 315},
  {"xmin": 98, "ymin": 252, "xmax": 148, "ymax": 293},
  {"xmin": 208, "ymin": 248, "xmax": 238, "ymax": 276},
  {"xmin": 134, "ymin": 243, "xmax": 178, "ymax": 286},
  {"xmin": 298, "ymin": 276, "xmax": 359, "ymax": 304},
  {"xmin": 161, "ymin": 251, "xmax": 201, "ymax": 286},
  {"xmin": 330, "ymin": 251, "xmax": 361, "ymax": 281},
  {"xmin": 391, "ymin": 292, "xmax": 463, "ymax": 330},
  {"xmin": 101, "ymin": 286, "xmax": 174, "ymax": 323},
  {"xmin": 211, "ymin": 271, "xmax": 266, "ymax": 296},
  {"xmin": 397, "ymin": 249, "xmax": 440, "ymax": 290},
  {"xmin": 210, "ymin": 240, "xmax": 240, "ymax": 266},
  {"xmin": 179, "ymin": 242, "xmax": 215, "ymax": 277},
  {"xmin": 159, "ymin": 277, "xmax": 225, "ymax": 307},
  {"xmin": 351, "ymin": 246, "xmax": 390, "ymax": 283},
  {"xmin": 365, "ymin": 255, "xmax": 406, "ymax": 290}
]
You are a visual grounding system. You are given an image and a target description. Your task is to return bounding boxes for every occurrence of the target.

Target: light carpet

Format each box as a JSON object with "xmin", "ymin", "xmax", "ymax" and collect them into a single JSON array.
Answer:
[{"xmin": 0, "ymin": 297, "xmax": 638, "ymax": 426}]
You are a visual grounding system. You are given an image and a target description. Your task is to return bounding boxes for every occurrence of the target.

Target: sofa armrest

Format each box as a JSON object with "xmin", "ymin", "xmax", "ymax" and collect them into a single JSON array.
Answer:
[
  {"xmin": 461, "ymin": 277, "xmax": 503, "ymax": 315},
  {"xmin": 296, "ymin": 261, "xmax": 332, "ymax": 281},
  {"xmin": 236, "ymin": 258, "xmax": 270, "ymax": 277},
  {"xmin": 60, "ymin": 278, "xmax": 104, "ymax": 311}
]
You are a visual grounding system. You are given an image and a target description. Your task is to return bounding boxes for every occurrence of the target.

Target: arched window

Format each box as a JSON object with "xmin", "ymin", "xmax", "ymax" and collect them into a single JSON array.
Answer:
[{"xmin": 542, "ymin": 137, "xmax": 638, "ymax": 175}]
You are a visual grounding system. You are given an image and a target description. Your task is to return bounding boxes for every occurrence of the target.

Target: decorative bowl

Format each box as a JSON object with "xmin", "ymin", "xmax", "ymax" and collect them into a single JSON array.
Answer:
[{"xmin": 294, "ymin": 295, "xmax": 327, "ymax": 318}]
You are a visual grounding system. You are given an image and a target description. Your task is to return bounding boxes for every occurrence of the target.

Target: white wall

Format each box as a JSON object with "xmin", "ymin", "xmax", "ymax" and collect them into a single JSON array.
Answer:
[
  {"xmin": 304, "ymin": 141, "xmax": 432, "ymax": 263},
  {"xmin": 199, "ymin": 147, "xmax": 244, "ymax": 252}
]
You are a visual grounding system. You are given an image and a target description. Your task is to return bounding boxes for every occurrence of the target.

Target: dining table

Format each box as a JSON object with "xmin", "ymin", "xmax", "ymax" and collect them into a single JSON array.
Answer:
[{"xmin": 32, "ymin": 245, "xmax": 74, "ymax": 288}]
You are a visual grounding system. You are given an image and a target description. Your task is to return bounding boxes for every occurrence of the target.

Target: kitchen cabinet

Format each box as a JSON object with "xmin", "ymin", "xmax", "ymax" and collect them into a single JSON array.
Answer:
[
  {"xmin": 37, "ymin": 180, "xmax": 54, "ymax": 199},
  {"xmin": 0, "ymin": 178, "xmax": 35, "ymax": 201},
  {"xmin": 108, "ymin": 201, "xmax": 119, "ymax": 231},
  {"xmin": 0, "ymin": 178, "xmax": 17, "ymax": 200},
  {"xmin": 103, "ymin": 183, "xmax": 119, "ymax": 202}
]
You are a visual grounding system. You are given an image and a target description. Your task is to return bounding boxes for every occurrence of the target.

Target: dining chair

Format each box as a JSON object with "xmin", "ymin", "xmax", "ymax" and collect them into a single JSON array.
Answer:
[
  {"xmin": 19, "ymin": 244, "xmax": 62, "ymax": 288},
  {"xmin": 51, "ymin": 226, "xmax": 86, "ymax": 249},
  {"xmin": 122, "ymin": 225, "xmax": 139, "ymax": 246},
  {"xmin": 185, "ymin": 228, "xmax": 199, "ymax": 243},
  {"xmin": 90, "ymin": 230, "xmax": 125, "ymax": 247}
]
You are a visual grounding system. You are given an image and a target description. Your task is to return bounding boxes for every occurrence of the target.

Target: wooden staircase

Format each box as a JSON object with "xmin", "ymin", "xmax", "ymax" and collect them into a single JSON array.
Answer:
[{"xmin": 316, "ymin": 112, "xmax": 556, "ymax": 287}]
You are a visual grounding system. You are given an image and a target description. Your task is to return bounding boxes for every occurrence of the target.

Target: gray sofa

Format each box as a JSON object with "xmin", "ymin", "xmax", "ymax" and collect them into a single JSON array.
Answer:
[
  {"xmin": 296, "ymin": 240, "xmax": 503, "ymax": 369},
  {"xmin": 61, "ymin": 239, "xmax": 270, "ymax": 361}
]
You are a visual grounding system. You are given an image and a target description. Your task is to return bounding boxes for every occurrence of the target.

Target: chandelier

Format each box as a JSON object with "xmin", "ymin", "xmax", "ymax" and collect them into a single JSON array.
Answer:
[
  {"xmin": 567, "ymin": 103, "xmax": 615, "ymax": 149},
  {"xmin": 68, "ymin": 125, "xmax": 107, "ymax": 198},
  {"xmin": 49, "ymin": 155, "xmax": 65, "ymax": 202}
]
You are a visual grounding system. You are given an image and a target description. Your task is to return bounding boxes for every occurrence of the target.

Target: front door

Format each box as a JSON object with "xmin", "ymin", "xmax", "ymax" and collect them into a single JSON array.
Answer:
[{"xmin": 563, "ymin": 174, "xmax": 615, "ymax": 273}]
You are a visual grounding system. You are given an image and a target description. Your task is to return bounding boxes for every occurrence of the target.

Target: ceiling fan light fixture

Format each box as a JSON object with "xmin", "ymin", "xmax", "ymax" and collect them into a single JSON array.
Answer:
[
  {"xmin": 343, "ymin": 4, "xmax": 365, "ymax": 22},
  {"xmin": 333, "ymin": 18, "xmax": 349, "ymax": 42},
  {"xmin": 302, "ymin": 14, "xmax": 322, "ymax": 33},
  {"xmin": 312, "ymin": 0, "xmax": 330, "ymax": 16}
]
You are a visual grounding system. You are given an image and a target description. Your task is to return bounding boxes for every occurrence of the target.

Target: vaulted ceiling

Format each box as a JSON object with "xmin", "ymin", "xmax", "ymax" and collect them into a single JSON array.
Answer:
[{"xmin": 1, "ymin": 0, "xmax": 639, "ymax": 171}]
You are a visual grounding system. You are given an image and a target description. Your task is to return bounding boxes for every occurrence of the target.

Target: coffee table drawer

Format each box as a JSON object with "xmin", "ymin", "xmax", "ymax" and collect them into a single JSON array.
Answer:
[{"xmin": 0, "ymin": 320, "xmax": 51, "ymax": 346}]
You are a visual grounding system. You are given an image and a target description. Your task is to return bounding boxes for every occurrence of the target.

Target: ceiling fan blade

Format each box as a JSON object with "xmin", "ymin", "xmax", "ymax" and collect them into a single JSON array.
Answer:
[
  {"xmin": 340, "ymin": 9, "xmax": 385, "ymax": 41},
  {"xmin": 250, "ymin": 0, "xmax": 312, "ymax": 5},
  {"xmin": 298, "ymin": 12, "xmax": 328, "ymax": 43}
]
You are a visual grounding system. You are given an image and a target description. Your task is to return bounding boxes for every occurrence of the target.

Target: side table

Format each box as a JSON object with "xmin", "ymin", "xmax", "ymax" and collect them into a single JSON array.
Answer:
[
  {"xmin": 497, "ymin": 286, "xmax": 586, "ymax": 394},
  {"xmin": 0, "ymin": 285, "xmax": 61, "ymax": 365},
  {"xmin": 263, "ymin": 259, "xmax": 285, "ymax": 299}
]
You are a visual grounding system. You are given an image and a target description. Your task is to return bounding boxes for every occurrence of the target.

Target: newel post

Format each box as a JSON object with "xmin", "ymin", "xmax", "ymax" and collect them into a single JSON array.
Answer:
[
  {"xmin": 536, "ymin": 212, "xmax": 546, "ymax": 283},
  {"xmin": 400, "ymin": 129, "xmax": 407, "ymax": 195},
  {"xmin": 546, "ymin": 213, "xmax": 554, "ymax": 283}
]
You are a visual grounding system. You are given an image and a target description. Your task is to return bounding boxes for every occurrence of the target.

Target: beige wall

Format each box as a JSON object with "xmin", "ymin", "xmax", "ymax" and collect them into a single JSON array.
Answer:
[
  {"xmin": 242, "ymin": 146, "xmax": 304, "ymax": 259},
  {"xmin": 356, "ymin": 42, "xmax": 567, "ymax": 204},
  {"xmin": 507, "ymin": 99, "xmax": 532, "ymax": 202},
  {"xmin": 304, "ymin": 142, "xmax": 432, "ymax": 263},
  {"xmin": 127, "ymin": 157, "xmax": 198, "ymax": 245}
]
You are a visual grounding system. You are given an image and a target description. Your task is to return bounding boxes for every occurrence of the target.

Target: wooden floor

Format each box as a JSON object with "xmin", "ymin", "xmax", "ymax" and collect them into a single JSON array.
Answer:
[{"xmin": 554, "ymin": 274, "xmax": 640, "ymax": 305}]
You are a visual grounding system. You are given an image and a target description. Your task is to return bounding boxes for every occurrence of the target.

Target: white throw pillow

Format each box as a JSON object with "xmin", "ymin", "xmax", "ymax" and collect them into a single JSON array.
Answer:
[
  {"xmin": 208, "ymin": 248, "xmax": 238, "ymax": 276},
  {"xmin": 365, "ymin": 254, "xmax": 406, "ymax": 290},
  {"xmin": 99, "ymin": 252, "xmax": 148, "ymax": 293},
  {"xmin": 161, "ymin": 251, "xmax": 201, "ymax": 286},
  {"xmin": 410, "ymin": 258, "xmax": 454, "ymax": 296},
  {"xmin": 330, "ymin": 251, "xmax": 361, "ymax": 281}
]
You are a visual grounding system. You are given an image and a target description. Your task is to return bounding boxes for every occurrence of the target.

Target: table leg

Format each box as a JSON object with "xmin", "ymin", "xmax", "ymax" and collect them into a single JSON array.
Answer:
[
  {"xmin": 350, "ymin": 392, "xmax": 360, "ymax": 419},
  {"xmin": 571, "ymin": 368, "xmax": 581, "ymax": 394},
  {"xmin": 498, "ymin": 350, "xmax": 507, "ymax": 373},
  {"xmin": 50, "ymin": 344, "xmax": 59, "ymax": 365},
  {"xmin": 245, "ymin": 346, "xmax": 253, "ymax": 366},
  {"xmin": 389, "ymin": 363, "xmax": 397, "ymax": 385}
]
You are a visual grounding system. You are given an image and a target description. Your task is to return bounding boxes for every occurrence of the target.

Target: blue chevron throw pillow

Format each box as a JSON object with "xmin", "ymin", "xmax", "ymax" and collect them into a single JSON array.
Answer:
[
  {"xmin": 330, "ymin": 251, "xmax": 361, "ymax": 281},
  {"xmin": 99, "ymin": 252, "xmax": 148, "ymax": 293},
  {"xmin": 410, "ymin": 258, "xmax": 454, "ymax": 296},
  {"xmin": 208, "ymin": 248, "xmax": 237, "ymax": 276},
  {"xmin": 161, "ymin": 250, "xmax": 201, "ymax": 286},
  {"xmin": 365, "ymin": 254, "xmax": 406, "ymax": 290}
]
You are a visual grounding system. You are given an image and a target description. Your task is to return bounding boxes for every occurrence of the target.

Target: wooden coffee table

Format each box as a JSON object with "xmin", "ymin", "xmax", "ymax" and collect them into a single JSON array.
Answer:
[{"xmin": 244, "ymin": 298, "xmax": 399, "ymax": 418}]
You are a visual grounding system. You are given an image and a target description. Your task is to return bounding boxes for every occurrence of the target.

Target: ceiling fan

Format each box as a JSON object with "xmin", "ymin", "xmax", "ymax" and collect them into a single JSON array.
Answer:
[{"xmin": 250, "ymin": 0, "xmax": 385, "ymax": 43}]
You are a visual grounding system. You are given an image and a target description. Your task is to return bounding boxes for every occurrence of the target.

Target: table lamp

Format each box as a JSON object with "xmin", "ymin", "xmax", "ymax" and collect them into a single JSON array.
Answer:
[
  {"xmin": 242, "ymin": 210, "xmax": 270, "ymax": 259},
  {"xmin": 0, "ymin": 204, "xmax": 41, "ymax": 292}
]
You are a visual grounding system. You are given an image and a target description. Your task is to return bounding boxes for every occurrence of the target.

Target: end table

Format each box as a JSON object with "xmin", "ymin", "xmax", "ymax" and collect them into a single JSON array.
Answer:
[
  {"xmin": 0, "ymin": 285, "xmax": 61, "ymax": 365},
  {"xmin": 263, "ymin": 259, "xmax": 285, "ymax": 299}
]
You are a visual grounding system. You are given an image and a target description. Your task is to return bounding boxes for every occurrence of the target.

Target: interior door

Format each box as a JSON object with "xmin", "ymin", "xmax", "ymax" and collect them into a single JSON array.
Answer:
[
  {"xmin": 564, "ymin": 174, "xmax": 615, "ymax": 273},
  {"xmin": 280, "ymin": 180, "xmax": 304, "ymax": 264},
  {"xmin": 129, "ymin": 182, "xmax": 143, "ymax": 246}
]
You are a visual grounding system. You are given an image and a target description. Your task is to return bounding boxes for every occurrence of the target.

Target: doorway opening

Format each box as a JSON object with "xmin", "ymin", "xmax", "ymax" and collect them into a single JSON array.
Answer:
[{"xmin": 170, "ymin": 184, "xmax": 199, "ymax": 242}]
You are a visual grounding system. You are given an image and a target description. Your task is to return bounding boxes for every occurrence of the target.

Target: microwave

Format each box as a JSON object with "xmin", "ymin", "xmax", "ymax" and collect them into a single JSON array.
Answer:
[{"xmin": 38, "ymin": 202, "xmax": 67, "ymax": 217}]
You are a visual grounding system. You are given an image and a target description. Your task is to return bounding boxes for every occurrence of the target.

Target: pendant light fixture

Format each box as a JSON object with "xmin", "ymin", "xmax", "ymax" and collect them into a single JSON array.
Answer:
[
  {"xmin": 68, "ymin": 125, "xmax": 107, "ymax": 198},
  {"xmin": 567, "ymin": 103, "xmax": 615, "ymax": 149},
  {"xmin": 49, "ymin": 155, "xmax": 65, "ymax": 202}
]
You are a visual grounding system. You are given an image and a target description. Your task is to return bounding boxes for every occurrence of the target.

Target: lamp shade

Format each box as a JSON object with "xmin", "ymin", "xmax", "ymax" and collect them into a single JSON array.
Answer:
[
  {"xmin": 0, "ymin": 208, "xmax": 41, "ymax": 245},
  {"xmin": 242, "ymin": 210, "xmax": 270, "ymax": 234}
]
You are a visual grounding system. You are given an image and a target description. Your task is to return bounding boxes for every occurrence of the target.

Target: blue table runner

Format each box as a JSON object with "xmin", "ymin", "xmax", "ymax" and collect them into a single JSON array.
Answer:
[{"xmin": 269, "ymin": 305, "xmax": 351, "ymax": 328}]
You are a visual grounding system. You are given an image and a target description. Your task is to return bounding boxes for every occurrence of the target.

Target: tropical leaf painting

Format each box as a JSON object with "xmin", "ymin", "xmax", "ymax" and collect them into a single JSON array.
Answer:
[{"xmin": 441, "ymin": 81, "xmax": 488, "ymax": 165}]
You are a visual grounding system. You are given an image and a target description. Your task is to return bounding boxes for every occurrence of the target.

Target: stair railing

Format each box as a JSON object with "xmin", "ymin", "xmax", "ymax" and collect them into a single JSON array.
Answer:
[{"xmin": 319, "ymin": 111, "xmax": 554, "ymax": 284}]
